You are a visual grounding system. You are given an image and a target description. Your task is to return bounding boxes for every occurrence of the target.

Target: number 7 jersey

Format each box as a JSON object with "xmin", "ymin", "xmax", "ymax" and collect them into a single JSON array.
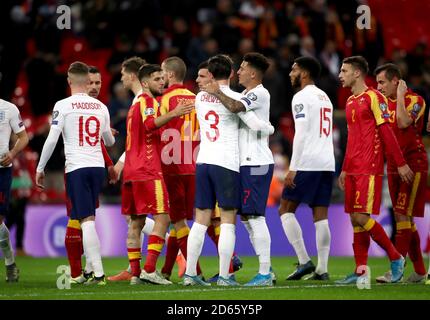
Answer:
[
  {"xmin": 290, "ymin": 84, "xmax": 335, "ymax": 171},
  {"xmin": 51, "ymin": 93, "xmax": 112, "ymax": 173},
  {"xmin": 195, "ymin": 85, "xmax": 241, "ymax": 172}
]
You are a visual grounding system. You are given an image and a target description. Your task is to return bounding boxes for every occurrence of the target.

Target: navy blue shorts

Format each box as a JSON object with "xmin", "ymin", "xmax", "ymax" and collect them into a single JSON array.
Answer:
[
  {"xmin": 0, "ymin": 167, "xmax": 12, "ymax": 216},
  {"xmin": 65, "ymin": 167, "xmax": 105, "ymax": 220},
  {"xmin": 240, "ymin": 164, "xmax": 274, "ymax": 216},
  {"xmin": 282, "ymin": 171, "xmax": 334, "ymax": 207},
  {"xmin": 195, "ymin": 164, "xmax": 240, "ymax": 210}
]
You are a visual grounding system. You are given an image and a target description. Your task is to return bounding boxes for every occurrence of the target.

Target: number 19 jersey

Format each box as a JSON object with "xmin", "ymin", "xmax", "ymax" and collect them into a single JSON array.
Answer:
[
  {"xmin": 195, "ymin": 85, "xmax": 241, "ymax": 172},
  {"xmin": 51, "ymin": 93, "xmax": 112, "ymax": 173}
]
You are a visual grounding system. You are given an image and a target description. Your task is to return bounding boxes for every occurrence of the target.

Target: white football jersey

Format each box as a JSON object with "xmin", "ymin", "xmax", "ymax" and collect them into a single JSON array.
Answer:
[
  {"xmin": 51, "ymin": 93, "xmax": 112, "ymax": 173},
  {"xmin": 0, "ymin": 99, "xmax": 25, "ymax": 168},
  {"xmin": 196, "ymin": 85, "xmax": 240, "ymax": 172},
  {"xmin": 238, "ymin": 84, "xmax": 274, "ymax": 166},
  {"xmin": 290, "ymin": 84, "xmax": 335, "ymax": 171}
]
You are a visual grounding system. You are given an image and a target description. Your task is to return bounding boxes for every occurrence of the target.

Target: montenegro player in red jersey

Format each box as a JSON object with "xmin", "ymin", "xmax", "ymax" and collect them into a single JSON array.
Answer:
[
  {"xmin": 335, "ymin": 56, "xmax": 414, "ymax": 284},
  {"xmin": 123, "ymin": 64, "xmax": 193, "ymax": 285},
  {"xmin": 157, "ymin": 56, "xmax": 204, "ymax": 280},
  {"xmin": 374, "ymin": 63, "xmax": 428, "ymax": 283}
]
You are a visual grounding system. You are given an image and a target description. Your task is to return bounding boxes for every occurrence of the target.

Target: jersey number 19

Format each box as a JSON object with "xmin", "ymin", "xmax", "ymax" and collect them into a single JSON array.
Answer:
[{"xmin": 79, "ymin": 116, "xmax": 100, "ymax": 146}]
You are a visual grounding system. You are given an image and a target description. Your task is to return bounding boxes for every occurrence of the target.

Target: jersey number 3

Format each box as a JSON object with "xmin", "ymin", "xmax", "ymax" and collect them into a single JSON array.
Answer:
[
  {"xmin": 79, "ymin": 116, "xmax": 100, "ymax": 146},
  {"xmin": 320, "ymin": 107, "xmax": 331, "ymax": 137},
  {"xmin": 205, "ymin": 110, "xmax": 220, "ymax": 142}
]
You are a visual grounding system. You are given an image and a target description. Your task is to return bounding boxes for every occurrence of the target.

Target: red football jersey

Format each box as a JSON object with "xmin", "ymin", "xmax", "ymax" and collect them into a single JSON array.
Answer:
[
  {"xmin": 158, "ymin": 84, "xmax": 199, "ymax": 175},
  {"xmin": 343, "ymin": 87, "xmax": 390, "ymax": 175},
  {"xmin": 386, "ymin": 90, "xmax": 427, "ymax": 172},
  {"xmin": 123, "ymin": 93, "xmax": 163, "ymax": 182}
]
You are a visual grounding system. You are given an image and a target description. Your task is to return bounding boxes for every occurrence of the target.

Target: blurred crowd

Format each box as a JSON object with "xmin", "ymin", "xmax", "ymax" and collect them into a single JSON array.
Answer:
[{"xmin": 1, "ymin": 0, "xmax": 430, "ymax": 206}]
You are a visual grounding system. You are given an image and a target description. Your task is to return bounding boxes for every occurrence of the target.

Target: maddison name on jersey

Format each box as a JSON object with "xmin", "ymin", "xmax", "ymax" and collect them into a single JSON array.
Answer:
[{"xmin": 71, "ymin": 102, "xmax": 102, "ymax": 110}]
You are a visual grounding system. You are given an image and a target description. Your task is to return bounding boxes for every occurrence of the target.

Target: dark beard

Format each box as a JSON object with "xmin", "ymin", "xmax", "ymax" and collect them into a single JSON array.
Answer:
[
  {"xmin": 292, "ymin": 74, "xmax": 301, "ymax": 89},
  {"xmin": 150, "ymin": 87, "xmax": 162, "ymax": 97}
]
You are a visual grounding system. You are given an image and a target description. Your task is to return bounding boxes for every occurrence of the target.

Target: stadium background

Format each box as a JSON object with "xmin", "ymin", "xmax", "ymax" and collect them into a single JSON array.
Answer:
[{"xmin": 1, "ymin": 0, "xmax": 430, "ymax": 258}]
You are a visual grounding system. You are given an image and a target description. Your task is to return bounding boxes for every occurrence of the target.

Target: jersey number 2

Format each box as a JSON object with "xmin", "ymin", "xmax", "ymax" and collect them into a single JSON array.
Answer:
[
  {"xmin": 205, "ymin": 110, "xmax": 220, "ymax": 142},
  {"xmin": 320, "ymin": 107, "xmax": 331, "ymax": 137},
  {"xmin": 79, "ymin": 116, "xmax": 100, "ymax": 146}
]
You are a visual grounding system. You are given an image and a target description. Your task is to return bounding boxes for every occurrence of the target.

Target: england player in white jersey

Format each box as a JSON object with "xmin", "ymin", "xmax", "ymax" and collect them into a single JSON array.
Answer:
[
  {"xmin": 36, "ymin": 62, "xmax": 115, "ymax": 285},
  {"xmin": 203, "ymin": 53, "xmax": 275, "ymax": 286},
  {"xmin": 0, "ymin": 99, "xmax": 28, "ymax": 282},
  {"xmin": 184, "ymin": 55, "xmax": 274, "ymax": 286},
  {"xmin": 279, "ymin": 56, "xmax": 335, "ymax": 281}
]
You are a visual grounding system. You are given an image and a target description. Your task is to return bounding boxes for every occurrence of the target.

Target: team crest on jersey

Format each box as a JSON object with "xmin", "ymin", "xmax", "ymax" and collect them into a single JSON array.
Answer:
[
  {"xmin": 144, "ymin": 108, "xmax": 155, "ymax": 116},
  {"xmin": 294, "ymin": 104, "xmax": 304, "ymax": 113},
  {"xmin": 0, "ymin": 111, "xmax": 5, "ymax": 122},
  {"xmin": 247, "ymin": 92, "xmax": 257, "ymax": 101}
]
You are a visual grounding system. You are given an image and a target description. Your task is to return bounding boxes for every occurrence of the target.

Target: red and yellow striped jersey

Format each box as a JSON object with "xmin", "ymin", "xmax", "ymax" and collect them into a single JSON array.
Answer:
[
  {"xmin": 386, "ymin": 90, "xmax": 427, "ymax": 172},
  {"xmin": 344, "ymin": 87, "xmax": 390, "ymax": 175},
  {"xmin": 158, "ymin": 84, "xmax": 199, "ymax": 175},
  {"xmin": 123, "ymin": 93, "xmax": 163, "ymax": 182}
]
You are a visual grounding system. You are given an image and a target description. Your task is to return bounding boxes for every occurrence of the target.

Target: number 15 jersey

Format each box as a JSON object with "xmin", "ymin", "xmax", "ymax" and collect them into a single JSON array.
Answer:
[
  {"xmin": 290, "ymin": 84, "xmax": 335, "ymax": 172},
  {"xmin": 195, "ymin": 85, "xmax": 241, "ymax": 172},
  {"xmin": 51, "ymin": 93, "xmax": 112, "ymax": 173}
]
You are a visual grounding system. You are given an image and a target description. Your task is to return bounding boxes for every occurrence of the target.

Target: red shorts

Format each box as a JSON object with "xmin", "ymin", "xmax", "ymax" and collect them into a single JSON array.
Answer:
[
  {"xmin": 122, "ymin": 180, "xmax": 170, "ymax": 216},
  {"xmin": 164, "ymin": 174, "xmax": 195, "ymax": 223},
  {"xmin": 344, "ymin": 174, "xmax": 383, "ymax": 215},
  {"xmin": 388, "ymin": 172, "xmax": 427, "ymax": 217}
]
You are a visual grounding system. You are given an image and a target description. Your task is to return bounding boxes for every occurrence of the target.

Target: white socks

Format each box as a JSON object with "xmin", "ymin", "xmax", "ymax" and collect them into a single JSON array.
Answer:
[
  {"xmin": 248, "ymin": 217, "xmax": 271, "ymax": 275},
  {"xmin": 185, "ymin": 222, "xmax": 208, "ymax": 276},
  {"xmin": 218, "ymin": 223, "xmax": 236, "ymax": 278},
  {"xmin": 81, "ymin": 221, "xmax": 104, "ymax": 277},
  {"xmin": 0, "ymin": 223, "xmax": 14, "ymax": 266},
  {"xmin": 315, "ymin": 219, "xmax": 331, "ymax": 274},
  {"xmin": 280, "ymin": 213, "xmax": 310, "ymax": 265},
  {"xmin": 241, "ymin": 220, "xmax": 256, "ymax": 252}
]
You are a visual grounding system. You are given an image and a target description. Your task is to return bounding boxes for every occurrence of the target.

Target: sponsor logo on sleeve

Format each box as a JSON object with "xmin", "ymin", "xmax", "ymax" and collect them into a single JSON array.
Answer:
[
  {"xmin": 247, "ymin": 92, "xmax": 257, "ymax": 101},
  {"xmin": 0, "ymin": 111, "xmax": 5, "ymax": 122},
  {"xmin": 52, "ymin": 111, "xmax": 59, "ymax": 120},
  {"xmin": 144, "ymin": 108, "xmax": 155, "ymax": 116},
  {"xmin": 241, "ymin": 97, "xmax": 251, "ymax": 106},
  {"xmin": 294, "ymin": 104, "xmax": 305, "ymax": 119},
  {"xmin": 379, "ymin": 103, "xmax": 390, "ymax": 118},
  {"xmin": 411, "ymin": 103, "xmax": 421, "ymax": 117}
]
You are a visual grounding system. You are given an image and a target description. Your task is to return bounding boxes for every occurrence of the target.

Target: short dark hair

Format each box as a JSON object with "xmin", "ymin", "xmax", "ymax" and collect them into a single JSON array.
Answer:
[
  {"xmin": 163, "ymin": 56, "xmax": 187, "ymax": 81},
  {"xmin": 122, "ymin": 56, "xmax": 146, "ymax": 76},
  {"xmin": 342, "ymin": 55, "xmax": 369, "ymax": 75},
  {"xmin": 138, "ymin": 64, "xmax": 162, "ymax": 82},
  {"xmin": 207, "ymin": 55, "xmax": 231, "ymax": 80},
  {"xmin": 294, "ymin": 56, "xmax": 321, "ymax": 80},
  {"xmin": 243, "ymin": 52, "xmax": 269, "ymax": 75},
  {"xmin": 374, "ymin": 63, "xmax": 402, "ymax": 80},
  {"xmin": 68, "ymin": 61, "xmax": 89, "ymax": 76},
  {"xmin": 198, "ymin": 60, "xmax": 209, "ymax": 70},
  {"xmin": 88, "ymin": 66, "xmax": 100, "ymax": 74}
]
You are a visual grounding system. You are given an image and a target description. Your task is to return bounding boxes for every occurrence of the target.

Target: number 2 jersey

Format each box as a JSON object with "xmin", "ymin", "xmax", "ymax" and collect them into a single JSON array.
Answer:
[
  {"xmin": 290, "ymin": 84, "xmax": 335, "ymax": 172},
  {"xmin": 386, "ymin": 90, "xmax": 427, "ymax": 173},
  {"xmin": 51, "ymin": 93, "xmax": 112, "ymax": 173},
  {"xmin": 195, "ymin": 85, "xmax": 241, "ymax": 172}
]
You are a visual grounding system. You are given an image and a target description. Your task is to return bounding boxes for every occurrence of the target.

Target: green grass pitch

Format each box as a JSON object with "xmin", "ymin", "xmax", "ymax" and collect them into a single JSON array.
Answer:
[{"xmin": 0, "ymin": 256, "xmax": 429, "ymax": 300}]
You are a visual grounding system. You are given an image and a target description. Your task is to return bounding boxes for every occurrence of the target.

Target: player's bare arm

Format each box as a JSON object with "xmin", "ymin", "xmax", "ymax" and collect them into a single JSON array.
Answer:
[
  {"xmin": 284, "ymin": 170, "xmax": 296, "ymax": 189},
  {"xmin": 154, "ymin": 103, "xmax": 194, "ymax": 128},
  {"xmin": 338, "ymin": 171, "xmax": 346, "ymax": 191},
  {"xmin": 0, "ymin": 130, "xmax": 28, "ymax": 167},
  {"xmin": 204, "ymin": 80, "xmax": 246, "ymax": 113},
  {"xmin": 396, "ymin": 80, "xmax": 413, "ymax": 128}
]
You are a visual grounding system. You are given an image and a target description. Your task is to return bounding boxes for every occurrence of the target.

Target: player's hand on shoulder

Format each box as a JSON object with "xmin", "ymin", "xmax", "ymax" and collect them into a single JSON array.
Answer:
[
  {"xmin": 398, "ymin": 164, "xmax": 414, "ymax": 184},
  {"xmin": 35, "ymin": 171, "xmax": 45, "ymax": 189},
  {"xmin": 284, "ymin": 170, "xmax": 296, "ymax": 189},
  {"xmin": 174, "ymin": 103, "xmax": 194, "ymax": 117},
  {"xmin": 338, "ymin": 171, "xmax": 346, "ymax": 191},
  {"xmin": 396, "ymin": 80, "xmax": 407, "ymax": 97},
  {"xmin": 204, "ymin": 79, "xmax": 221, "ymax": 95}
]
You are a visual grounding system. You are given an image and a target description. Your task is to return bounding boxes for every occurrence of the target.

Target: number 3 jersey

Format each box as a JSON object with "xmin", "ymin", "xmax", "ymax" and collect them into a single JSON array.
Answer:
[
  {"xmin": 51, "ymin": 93, "xmax": 112, "ymax": 173},
  {"xmin": 290, "ymin": 84, "xmax": 335, "ymax": 172},
  {"xmin": 195, "ymin": 85, "xmax": 241, "ymax": 172}
]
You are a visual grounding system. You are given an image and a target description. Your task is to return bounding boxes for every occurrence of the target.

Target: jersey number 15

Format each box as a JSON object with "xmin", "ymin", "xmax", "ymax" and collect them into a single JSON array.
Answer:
[
  {"xmin": 79, "ymin": 116, "xmax": 100, "ymax": 146},
  {"xmin": 320, "ymin": 107, "xmax": 331, "ymax": 138}
]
